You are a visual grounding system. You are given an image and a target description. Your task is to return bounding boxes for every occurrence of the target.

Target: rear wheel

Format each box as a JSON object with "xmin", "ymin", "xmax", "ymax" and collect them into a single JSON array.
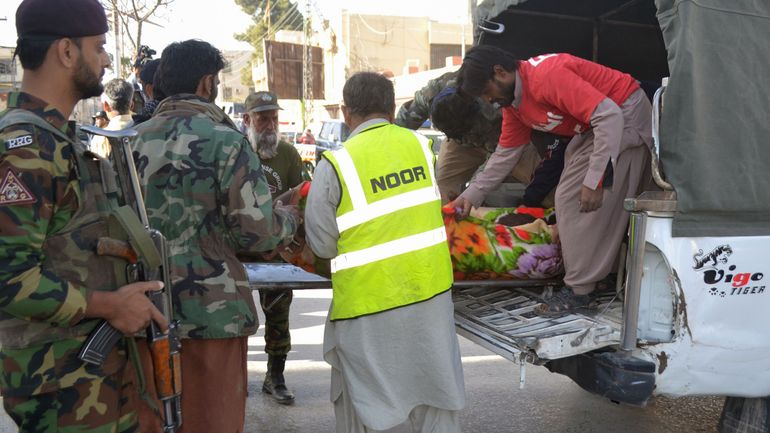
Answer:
[{"xmin": 718, "ymin": 396, "xmax": 769, "ymax": 432}]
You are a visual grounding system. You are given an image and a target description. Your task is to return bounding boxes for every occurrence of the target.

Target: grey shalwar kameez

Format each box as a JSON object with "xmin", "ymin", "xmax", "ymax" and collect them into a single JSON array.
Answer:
[{"xmin": 305, "ymin": 119, "xmax": 466, "ymax": 433}]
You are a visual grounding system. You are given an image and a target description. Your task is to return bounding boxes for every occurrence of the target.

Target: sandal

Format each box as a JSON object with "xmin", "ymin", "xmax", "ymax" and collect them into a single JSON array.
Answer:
[
  {"xmin": 534, "ymin": 286, "xmax": 592, "ymax": 316},
  {"xmin": 595, "ymin": 274, "xmax": 617, "ymax": 293}
]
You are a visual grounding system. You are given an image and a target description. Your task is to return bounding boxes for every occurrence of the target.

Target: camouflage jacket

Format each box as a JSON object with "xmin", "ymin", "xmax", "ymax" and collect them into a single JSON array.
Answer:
[
  {"xmin": 132, "ymin": 94, "xmax": 297, "ymax": 339},
  {"xmin": 395, "ymin": 70, "xmax": 502, "ymax": 153},
  {"xmin": 0, "ymin": 92, "xmax": 128, "ymax": 396}
]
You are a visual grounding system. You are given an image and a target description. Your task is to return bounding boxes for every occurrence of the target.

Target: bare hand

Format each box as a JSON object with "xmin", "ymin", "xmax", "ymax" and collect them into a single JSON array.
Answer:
[
  {"xmin": 276, "ymin": 202, "xmax": 303, "ymax": 225},
  {"xmin": 448, "ymin": 196, "xmax": 473, "ymax": 219},
  {"xmin": 551, "ymin": 223, "xmax": 560, "ymax": 244},
  {"xmin": 90, "ymin": 281, "xmax": 169, "ymax": 335},
  {"xmin": 579, "ymin": 185, "xmax": 603, "ymax": 213},
  {"xmin": 274, "ymin": 186, "xmax": 302, "ymax": 208}
]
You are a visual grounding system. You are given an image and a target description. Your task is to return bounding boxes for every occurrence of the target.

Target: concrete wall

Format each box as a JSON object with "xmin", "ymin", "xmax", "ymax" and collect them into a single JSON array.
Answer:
[
  {"xmin": 343, "ymin": 13, "xmax": 431, "ymax": 76},
  {"xmin": 0, "ymin": 46, "xmax": 22, "ymax": 110},
  {"xmin": 219, "ymin": 50, "xmax": 255, "ymax": 103},
  {"xmin": 248, "ymin": 13, "xmax": 471, "ymax": 128}
]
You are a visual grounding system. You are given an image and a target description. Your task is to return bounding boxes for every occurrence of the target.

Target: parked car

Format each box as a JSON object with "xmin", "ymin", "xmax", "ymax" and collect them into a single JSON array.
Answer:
[
  {"xmin": 416, "ymin": 128, "xmax": 445, "ymax": 155},
  {"xmin": 279, "ymin": 130, "xmax": 301, "ymax": 144},
  {"xmin": 315, "ymin": 120, "xmax": 350, "ymax": 163}
]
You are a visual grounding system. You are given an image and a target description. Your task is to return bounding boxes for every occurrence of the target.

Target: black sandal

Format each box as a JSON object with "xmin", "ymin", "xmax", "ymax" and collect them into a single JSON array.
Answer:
[
  {"xmin": 594, "ymin": 274, "xmax": 618, "ymax": 293},
  {"xmin": 534, "ymin": 286, "xmax": 592, "ymax": 316}
]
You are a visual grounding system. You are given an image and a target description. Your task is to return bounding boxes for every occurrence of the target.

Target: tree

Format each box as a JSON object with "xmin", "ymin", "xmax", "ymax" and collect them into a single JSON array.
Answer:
[
  {"xmin": 105, "ymin": 0, "xmax": 174, "ymax": 74},
  {"xmin": 234, "ymin": 0, "xmax": 304, "ymax": 86}
]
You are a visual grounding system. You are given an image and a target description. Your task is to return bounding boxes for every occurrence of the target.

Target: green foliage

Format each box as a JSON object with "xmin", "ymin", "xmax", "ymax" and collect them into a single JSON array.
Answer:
[
  {"xmin": 234, "ymin": 0, "xmax": 303, "ymax": 87},
  {"xmin": 234, "ymin": 0, "xmax": 304, "ymax": 62}
]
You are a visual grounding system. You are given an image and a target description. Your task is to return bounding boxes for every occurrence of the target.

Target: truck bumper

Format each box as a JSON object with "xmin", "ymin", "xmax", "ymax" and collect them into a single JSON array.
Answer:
[{"xmin": 546, "ymin": 351, "xmax": 656, "ymax": 406}]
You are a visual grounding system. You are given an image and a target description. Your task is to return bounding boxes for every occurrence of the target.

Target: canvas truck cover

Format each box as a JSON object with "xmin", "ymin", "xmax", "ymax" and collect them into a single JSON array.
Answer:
[
  {"xmin": 477, "ymin": 0, "xmax": 770, "ymax": 236},
  {"xmin": 655, "ymin": 0, "xmax": 770, "ymax": 236}
]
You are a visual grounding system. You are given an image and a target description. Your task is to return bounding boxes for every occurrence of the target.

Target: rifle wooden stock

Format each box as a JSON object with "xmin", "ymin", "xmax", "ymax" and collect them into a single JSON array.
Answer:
[{"xmin": 96, "ymin": 237, "xmax": 138, "ymax": 264}]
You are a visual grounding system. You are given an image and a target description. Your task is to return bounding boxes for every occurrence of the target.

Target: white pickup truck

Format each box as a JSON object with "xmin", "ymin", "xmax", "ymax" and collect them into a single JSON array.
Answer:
[{"xmin": 247, "ymin": 0, "xmax": 770, "ymax": 430}]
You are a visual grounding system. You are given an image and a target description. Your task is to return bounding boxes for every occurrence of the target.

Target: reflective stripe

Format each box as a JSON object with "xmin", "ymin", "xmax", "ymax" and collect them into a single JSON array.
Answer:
[
  {"xmin": 333, "ymin": 148, "xmax": 367, "ymax": 209},
  {"xmin": 334, "ymin": 132, "xmax": 440, "ymax": 232},
  {"xmin": 410, "ymin": 131, "xmax": 438, "ymax": 184},
  {"xmin": 336, "ymin": 186, "xmax": 439, "ymax": 232},
  {"xmin": 331, "ymin": 227, "xmax": 447, "ymax": 273}
]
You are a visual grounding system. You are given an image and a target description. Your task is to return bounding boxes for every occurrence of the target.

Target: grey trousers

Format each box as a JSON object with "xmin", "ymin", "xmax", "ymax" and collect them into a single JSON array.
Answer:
[
  {"xmin": 436, "ymin": 138, "xmax": 548, "ymax": 206},
  {"xmin": 555, "ymin": 89, "xmax": 652, "ymax": 293}
]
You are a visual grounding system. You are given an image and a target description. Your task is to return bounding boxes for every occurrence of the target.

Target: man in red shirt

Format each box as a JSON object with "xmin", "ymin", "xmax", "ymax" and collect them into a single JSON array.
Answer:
[{"xmin": 452, "ymin": 46, "xmax": 652, "ymax": 314}]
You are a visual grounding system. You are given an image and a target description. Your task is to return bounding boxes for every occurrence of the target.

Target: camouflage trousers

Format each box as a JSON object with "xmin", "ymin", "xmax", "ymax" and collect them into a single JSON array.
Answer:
[
  {"xmin": 3, "ymin": 368, "xmax": 137, "ymax": 433},
  {"xmin": 259, "ymin": 289, "xmax": 293, "ymax": 356}
]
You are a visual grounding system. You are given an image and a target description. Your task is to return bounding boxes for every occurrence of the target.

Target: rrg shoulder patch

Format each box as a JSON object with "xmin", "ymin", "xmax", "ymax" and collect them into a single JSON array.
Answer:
[{"xmin": 5, "ymin": 134, "xmax": 34, "ymax": 150}]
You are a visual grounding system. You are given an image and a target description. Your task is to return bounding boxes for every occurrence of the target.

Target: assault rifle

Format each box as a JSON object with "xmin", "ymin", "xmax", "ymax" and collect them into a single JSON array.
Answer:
[{"xmin": 78, "ymin": 126, "xmax": 182, "ymax": 432}]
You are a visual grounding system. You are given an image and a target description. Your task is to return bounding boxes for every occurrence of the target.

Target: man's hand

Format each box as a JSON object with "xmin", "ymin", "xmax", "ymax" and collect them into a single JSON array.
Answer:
[
  {"xmin": 550, "ymin": 223, "xmax": 559, "ymax": 244},
  {"xmin": 448, "ymin": 196, "xmax": 473, "ymax": 219},
  {"xmin": 276, "ymin": 202, "xmax": 303, "ymax": 226},
  {"xmin": 87, "ymin": 281, "xmax": 168, "ymax": 335},
  {"xmin": 273, "ymin": 184, "xmax": 302, "ymax": 208},
  {"xmin": 579, "ymin": 185, "xmax": 604, "ymax": 213}
]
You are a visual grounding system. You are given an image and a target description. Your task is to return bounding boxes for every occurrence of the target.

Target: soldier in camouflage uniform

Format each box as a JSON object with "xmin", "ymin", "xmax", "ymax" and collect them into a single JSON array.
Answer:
[
  {"xmin": 240, "ymin": 91, "xmax": 304, "ymax": 405},
  {"xmin": 0, "ymin": 0, "xmax": 168, "ymax": 432},
  {"xmin": 131, "ymin": 40, "xmax": 299, "ymax": 433},
  {"xmin": 396, "ymin": 70, "xmax": 566, "ymax": 207}
]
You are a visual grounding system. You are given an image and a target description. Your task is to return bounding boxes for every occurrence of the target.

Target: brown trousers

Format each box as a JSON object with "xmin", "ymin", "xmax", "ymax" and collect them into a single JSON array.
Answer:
[
  {"xmin": 132, "ymin": 337, "xmax": 249, "ymax": 433},
  {"xmin": 555, "ymin": 89, "xmax": 652, "ymax": 293},
  {"xmin": 436, "ymin": 139, "xmax": 548, "ymax": 205}
]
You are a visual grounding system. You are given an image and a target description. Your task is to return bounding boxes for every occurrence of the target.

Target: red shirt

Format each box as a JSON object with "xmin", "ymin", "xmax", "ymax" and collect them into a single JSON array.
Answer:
[{"xmin": 499, "ymin": 53, "xmax": 639, "ymax": 148}]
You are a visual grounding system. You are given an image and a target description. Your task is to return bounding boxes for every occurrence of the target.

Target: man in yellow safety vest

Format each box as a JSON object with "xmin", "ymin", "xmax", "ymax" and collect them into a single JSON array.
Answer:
[{"xmin": 305, "ymin": 72, "xmax": 466, "ymax": 433}]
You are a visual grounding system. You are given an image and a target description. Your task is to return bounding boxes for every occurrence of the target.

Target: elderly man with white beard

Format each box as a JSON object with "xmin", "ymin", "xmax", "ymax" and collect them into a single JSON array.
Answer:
[{"xmin": 239, "ymin": 90, "xmax": 304, "ymax": 404}]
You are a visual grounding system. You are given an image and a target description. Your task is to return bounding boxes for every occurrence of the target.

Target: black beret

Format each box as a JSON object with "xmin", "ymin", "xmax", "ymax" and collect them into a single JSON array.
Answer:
[{"xmin": 16, "ymin": 0, "xmax": 109, "ymax": 39}]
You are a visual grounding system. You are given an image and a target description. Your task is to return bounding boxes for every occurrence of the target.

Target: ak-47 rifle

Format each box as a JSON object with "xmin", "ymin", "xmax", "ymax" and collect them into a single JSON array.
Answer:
[{"xmin": 78, "ymin": 126, "xmax": 182, "ymax": 432}]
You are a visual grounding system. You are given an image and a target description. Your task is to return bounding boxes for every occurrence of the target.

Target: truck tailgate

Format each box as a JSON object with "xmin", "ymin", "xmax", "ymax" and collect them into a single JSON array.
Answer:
[{"xmin": 453, "ymin": 283, "xmax": 623, "ymax": 361}]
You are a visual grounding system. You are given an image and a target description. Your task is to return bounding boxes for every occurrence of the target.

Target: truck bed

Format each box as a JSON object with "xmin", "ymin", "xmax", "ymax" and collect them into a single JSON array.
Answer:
[{"xmin": 246, "ymin": 263, "xmax": 624, "ymax": 362}]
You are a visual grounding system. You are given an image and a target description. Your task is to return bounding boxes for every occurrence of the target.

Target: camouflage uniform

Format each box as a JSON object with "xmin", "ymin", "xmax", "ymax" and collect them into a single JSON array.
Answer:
[
  {"xmin": 0, "ymin": 92, "xmax": 138, "ymax": 432},
  {"xmin": 131, "ymin": 93, "xmax": 297, "ymax": 430},
  {"xmin": 131, "ymin": 94, "xmax": 297, "ymax": 340},
  {"xmin": 396, "ymin": 70, "xmax": 501, "ymax": 152}
]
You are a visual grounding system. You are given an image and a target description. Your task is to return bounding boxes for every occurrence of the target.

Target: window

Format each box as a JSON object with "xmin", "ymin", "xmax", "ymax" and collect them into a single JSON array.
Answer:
[{"xmin": 0, "ymin": 60, "xmax": 14, "ymax": 75}]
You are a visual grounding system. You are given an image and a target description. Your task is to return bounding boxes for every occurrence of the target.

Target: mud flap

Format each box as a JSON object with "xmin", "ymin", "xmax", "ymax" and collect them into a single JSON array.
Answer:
[{"xmin": 545, "ymin": 351, "xmax": 656, "ymax": 406}]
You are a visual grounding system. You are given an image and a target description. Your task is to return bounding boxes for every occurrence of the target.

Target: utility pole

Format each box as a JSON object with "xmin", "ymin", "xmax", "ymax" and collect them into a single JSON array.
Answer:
[
  {"xmin": 113, "ymin": 10, "xmax": 122, "ymax": 78},
  {"xmin": 265, "ymin": 0, "xmax": 271, "ymax": 38},
  {"xmin": 302, "ymin": 0, "xmax": 313, "ymax": 128},
  {"xmin": 469, "ymin": 0, "xmax": 478, "ymax": 45}
]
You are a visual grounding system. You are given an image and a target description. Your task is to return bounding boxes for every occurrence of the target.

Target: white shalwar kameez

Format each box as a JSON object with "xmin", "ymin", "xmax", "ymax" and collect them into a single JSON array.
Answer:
[{"xmin": 305, "ymin": 118, "xmax": 466, "ymax": 433}]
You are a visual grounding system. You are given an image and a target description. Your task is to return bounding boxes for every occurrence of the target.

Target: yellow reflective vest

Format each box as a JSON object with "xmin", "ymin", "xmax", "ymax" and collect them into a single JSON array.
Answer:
[{"xmin": 323, "ymin": 121, "xmax": 453, "ymax": 320}]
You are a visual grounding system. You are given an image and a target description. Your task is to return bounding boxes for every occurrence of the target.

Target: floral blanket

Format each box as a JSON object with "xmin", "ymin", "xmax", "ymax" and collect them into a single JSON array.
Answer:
[
  {"xmin": 443, "ymin": 206, "xmax": 563, "ymax": 280},
  {"xmin": 275, "ymin": 182, "xmax": 563, "ymax": 280}
]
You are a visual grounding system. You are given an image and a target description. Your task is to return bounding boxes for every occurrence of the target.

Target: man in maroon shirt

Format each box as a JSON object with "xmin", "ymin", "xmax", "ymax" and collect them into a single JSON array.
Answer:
[{"xmin": 452, "ymin": 45, "xmax": 652, "ymax": 314}]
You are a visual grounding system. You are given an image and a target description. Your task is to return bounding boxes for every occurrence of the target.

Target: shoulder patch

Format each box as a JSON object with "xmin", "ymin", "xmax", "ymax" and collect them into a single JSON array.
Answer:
[
  {"xmin": 5, "ymin": 134, "xmax": 34, "ymax": 150},
  {"xmin": 0, "ymin": 171, "xmax": 36, "ymax": 206}
]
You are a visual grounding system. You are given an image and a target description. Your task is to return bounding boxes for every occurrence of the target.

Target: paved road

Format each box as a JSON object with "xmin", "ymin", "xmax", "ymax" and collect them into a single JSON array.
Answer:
[{"xmin": 0, "ymin": 289, "xmax": 724, "ymax": 433}]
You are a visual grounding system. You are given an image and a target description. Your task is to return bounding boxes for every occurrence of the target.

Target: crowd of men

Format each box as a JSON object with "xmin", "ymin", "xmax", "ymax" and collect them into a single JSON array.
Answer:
[{"xmin": 0, "ymin": 0, "xmax": 656, "ymax": 432}]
